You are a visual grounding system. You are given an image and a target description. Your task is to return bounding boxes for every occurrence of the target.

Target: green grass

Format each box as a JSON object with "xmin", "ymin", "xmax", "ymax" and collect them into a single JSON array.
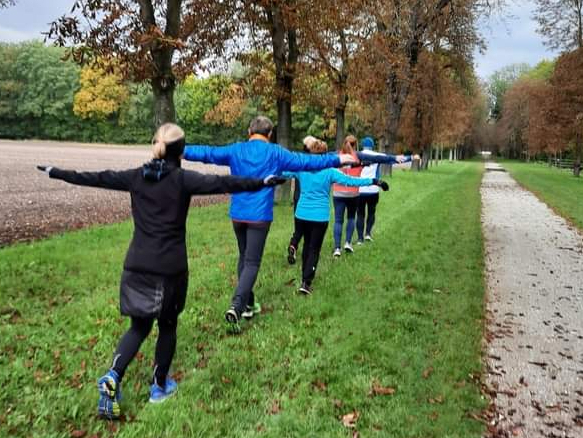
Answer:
[
  {"xmin": 0, "ymin": 162, "xmax": 486, "ymax": 438},
  {"xmin": 501, "ymin": 160, "xmax": 583, "ymax": 230}
]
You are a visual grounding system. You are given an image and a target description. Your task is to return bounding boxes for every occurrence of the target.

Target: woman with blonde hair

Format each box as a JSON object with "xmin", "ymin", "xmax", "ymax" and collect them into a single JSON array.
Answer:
[
  {"xmin": 282, "ymin": 139, "xmax": 388, "ymax": 294},
  {"xmin": 36, "ymin": 123, "xmax": 283, "ymax": 419}
]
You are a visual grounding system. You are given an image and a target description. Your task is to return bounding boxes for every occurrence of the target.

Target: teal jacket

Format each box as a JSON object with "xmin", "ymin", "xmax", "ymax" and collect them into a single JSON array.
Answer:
[{"xmin": 283, "ymin": 168, "xmax": 373, "ymax": 222}]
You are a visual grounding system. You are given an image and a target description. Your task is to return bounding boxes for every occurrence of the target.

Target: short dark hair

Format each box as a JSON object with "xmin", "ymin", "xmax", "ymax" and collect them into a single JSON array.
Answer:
[{"xmin": 249, "ymin": 116, "xmax": 274, "ymax": 136}]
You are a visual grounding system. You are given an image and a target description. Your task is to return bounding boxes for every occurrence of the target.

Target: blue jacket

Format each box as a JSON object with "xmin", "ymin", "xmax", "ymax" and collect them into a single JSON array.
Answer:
[
  {"xmin": 183, "ymin": 138, "xmax": 341, "ymax": 221},
  {"xmin": 282, "ymin": 168, "xmax": 373, "ymax": 222}
]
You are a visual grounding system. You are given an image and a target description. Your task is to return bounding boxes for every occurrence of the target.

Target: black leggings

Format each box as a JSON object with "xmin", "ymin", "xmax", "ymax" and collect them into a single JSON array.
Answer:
[
  {"xmin": 111, "ymin": 272, "xmax": 187, "ymax": 387},
  {"xmin": 356, "ymin": 193, "xmax": 379, "ymax": 240},
  {"xmin": 111, "ymin": 316, "xmax": 177, "ymax": 387},
  {"xmin": 296, "ymin": 218, "xmax": 329, "ymax": 285},
  {"xmin": 231, "ymin": 221, "xmax": 271, "ymax": 316}
]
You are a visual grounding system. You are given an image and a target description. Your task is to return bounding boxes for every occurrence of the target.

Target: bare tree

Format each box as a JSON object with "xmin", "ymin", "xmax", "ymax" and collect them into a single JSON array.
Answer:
[{"xmin": 533, "ymin": 0, "xmax": 583, "ymax": 52}]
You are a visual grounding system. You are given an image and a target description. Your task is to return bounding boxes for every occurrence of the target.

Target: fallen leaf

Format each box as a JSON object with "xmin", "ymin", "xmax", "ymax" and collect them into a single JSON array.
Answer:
[
  {"xmin": 221, "ymin": 376, "xmax": 232, "ymax": 384},
  {"xmin": 429, "ymin": 411, "xmax": 439, "ymax": 421},
  {"xmin": 352, "ymin": 431, "xmax": 360, "ymax": 438},
  {"xmin": 70, "ymin": 430, "xmax": 86, "ymax": 438},
  {"xmin": 422, "ymin": 366, "xmax": 434, "ymax": 379},
  {"xmin": 269, "ymin": 399, "xmax": 281, "ymax": 415},
  {"xmin": 332, "ymin": 399, "xmax": 344, "ymax": 409},
  {"xmin": 341, "ymin": 411, "xmax": 360, "ymax": 428},
  {"xmin": 312, "ymin": 380, "xmax": 327, "ymax": 391},
  {"xmin": 370, "ymin": 381, "xmax": 396, "ymax": 397},
  {"xmin": 428, "ymin": 395, "xmax": 444, "ymax": 404}
]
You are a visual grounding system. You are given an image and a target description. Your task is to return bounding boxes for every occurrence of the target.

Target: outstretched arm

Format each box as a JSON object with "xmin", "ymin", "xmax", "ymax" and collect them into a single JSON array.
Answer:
[
  {"xmin": 277, "ymin": 147, "xmax": 342, "ymax": 172},
  {"xmin": 183, "ymin": 144, "xmax": 234, "ymax": 166},
  {"xmin": 40, "ymin": 166, "xmax": 134, "ymax": 191},
  {"xmin": 330, "ymin": 169, "xmax": 389, "ymax": 191},
  {"xmin": 182, "ymin": 171, "xmax": 283, "ymax": 195},
  {"xmin": 357, "ymin": 151, "xmax": 412, "ymax": 165}
]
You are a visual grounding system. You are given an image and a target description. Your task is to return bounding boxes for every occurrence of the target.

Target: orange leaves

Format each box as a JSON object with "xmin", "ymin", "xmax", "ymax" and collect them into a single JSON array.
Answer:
[
  {"xmin": 369, "ymin": 380, "xmax": 396, "ymax": 397},
  {"xmin": 205, "ymin": 84, "xmax": 247, "ymax": 127}
]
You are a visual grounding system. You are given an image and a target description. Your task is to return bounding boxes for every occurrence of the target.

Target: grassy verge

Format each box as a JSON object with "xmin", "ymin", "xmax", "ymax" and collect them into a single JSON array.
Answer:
[
  {"xmin": 501, "ymin": 160, "xmax": 583, "ymax": 230},
  {"xmin": 0, "ymin": 162, "xmax": 486, "ymax": 438}
]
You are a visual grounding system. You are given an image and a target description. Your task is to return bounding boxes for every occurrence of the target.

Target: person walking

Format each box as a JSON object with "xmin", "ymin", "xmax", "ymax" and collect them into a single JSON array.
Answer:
[
  {"xmin": 182, "ymin": 116, "xmax": 356, "ymax": 332},
  {"xmin": 36, "ymin": 123, "xmax": 281, "ymax": 419},
  {"xmin": 287, "ymin": 135, "xmax": 318, "ymax": 265},
  {"xmin": 356, "ymin": 137, "xmax": 419, "ymax": 244},
  {"xmin": 282, "ymin": 139, "xmax": 389, "ymax": 294}
]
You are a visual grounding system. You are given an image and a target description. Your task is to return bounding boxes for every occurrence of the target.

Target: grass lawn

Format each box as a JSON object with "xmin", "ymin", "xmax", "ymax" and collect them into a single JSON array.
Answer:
[
  {"xmin": 501, "ymin": 160, "xmax": 583, "ymax": 230},
  {"xmin": 0, "ymin": 162, "xmax": 486, "ymax": 438}
]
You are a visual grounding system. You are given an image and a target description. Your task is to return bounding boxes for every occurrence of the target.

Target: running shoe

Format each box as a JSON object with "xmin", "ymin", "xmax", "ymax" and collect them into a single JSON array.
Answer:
[
  {"xmin": 287, "ymin": 245, "xmax": 297, "ymax": 265},
  {"xmin": 225, "ymin": 308, "xmax": 241, "ymax": 334},
  {"xmin": 344, "ymin": 242, "xmax": 354, "ymax": 253},
  {"xmin": 356, "ymin": 240, "xmax": 364, "ymax": 246},
  {"xmin": 97, "ymin": 370, "xmax": 121, "ymax": 420},
  {"xmin": 333, "ymin": 248, "xmax": 342, "ymax": 258},
  {"xmin": 298, "ymin": 282, "xmax": 313, "ymax": 295},
  {"xmin": 149, "ymin": 377, "xmax": 178, "ymax": 403},
  {"xmin": 364, "ymin": 235, "xmax": 373, "ymax": 242},
  {"xmin": 241, "ymin": 302, "xmax": 262, "ymax": 319}
]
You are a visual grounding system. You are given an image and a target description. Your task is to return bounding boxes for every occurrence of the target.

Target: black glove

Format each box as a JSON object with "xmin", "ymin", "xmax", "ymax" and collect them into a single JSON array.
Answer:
[
  {"xmin": 37, "ymin": 165, "xmax": 53, "ymax": 175},
  {"xmin": 263, "ymin": 175, "xmax": 287, "ymax": 186},
  {"xmin": 373, "ymin": 178, "xmax": 389, "ymax": 191}
]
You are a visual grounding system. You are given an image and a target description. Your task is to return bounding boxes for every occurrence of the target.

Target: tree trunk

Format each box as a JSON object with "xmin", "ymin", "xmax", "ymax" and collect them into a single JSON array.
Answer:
[
  {"xmin": 276, "ymin": 76, "xmax": 293, "ymax": 148},
  {"xmin": 152, "ymin": 76, "xmax": 176, "ymax": 127},
  {"xmin": 449, "ymin": 148, "xmax": 453, "ymax": 161},
  {"xmin": 574, "ymin": 136, "xmax": 582, "ymax": 177},
  {"xmin": 335, "ymin": 105, "xmax": 346, "ymax": 150},
  {"xmin": 384, "ymin": 71, "xmax": 408, "ymax": 153}
]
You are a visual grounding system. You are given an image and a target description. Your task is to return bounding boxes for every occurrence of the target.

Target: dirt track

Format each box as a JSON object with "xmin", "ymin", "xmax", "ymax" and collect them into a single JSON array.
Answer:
[
  {"xmin": 481, "ymin": 162, "xmax": 583, "ymax": 437},
  {"xmin": 0, "ymin": 140, "xmax": 228, "ymax": 246}
]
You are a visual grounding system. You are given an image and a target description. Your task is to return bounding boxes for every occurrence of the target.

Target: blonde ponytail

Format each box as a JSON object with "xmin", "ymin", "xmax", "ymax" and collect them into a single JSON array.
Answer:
[{"xmin": 151, "ymin": 123, "xmax": 185, "ymax": 159}]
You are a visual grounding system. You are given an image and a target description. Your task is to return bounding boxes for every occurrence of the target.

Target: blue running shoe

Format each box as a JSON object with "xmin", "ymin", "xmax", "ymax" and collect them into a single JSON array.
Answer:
[
  {"xmin": 97, "ymin": 370, "xmax": 121, "ymax": 420},
  {"xmin": 149, "ymin": 377, "xmax": 178, "ymax": 403}
]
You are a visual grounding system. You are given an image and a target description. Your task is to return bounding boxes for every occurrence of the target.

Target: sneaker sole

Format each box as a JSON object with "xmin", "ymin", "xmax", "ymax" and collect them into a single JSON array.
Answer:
[
  {"xmin": 298, "ymin": 287, "xmax": 312, "ymax": 295},
  {"xmin": 287, "ymin": 249, "xmax": 296, "ymax": 265},
  {"xmin": 97, "ymin": 376, "xmax": 120, "ymax": 419},
  {"xmin": 225, "ymin": 312, "xmax": 241, "ymax": 334}
]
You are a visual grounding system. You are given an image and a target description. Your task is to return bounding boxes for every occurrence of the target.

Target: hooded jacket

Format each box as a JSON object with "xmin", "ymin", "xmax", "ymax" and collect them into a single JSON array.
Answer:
[{"xmin": 48, "ymin": 160, "xmax": 265, "ymax": 275}]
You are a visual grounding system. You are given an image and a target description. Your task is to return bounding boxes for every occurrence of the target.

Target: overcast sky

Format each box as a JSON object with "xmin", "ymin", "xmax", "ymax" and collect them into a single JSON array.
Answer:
[{"xmin": 0, "ymin": 0, "xmax": 559, "ymax": 81}]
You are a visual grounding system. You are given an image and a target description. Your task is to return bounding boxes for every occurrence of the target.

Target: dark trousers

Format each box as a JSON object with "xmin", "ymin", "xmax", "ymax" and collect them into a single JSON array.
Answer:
[
  {"xmin": 333, "ymin": 196, "xmax": 359, "ymax": 248},
  {"xmin": 296, "ymin": 218, "xmax": 329, "ymax": 285},
  {"xmin": 356, "ymin": 193, "xmax": 380, "ymax": 240},
  {"xmin": 289, "ymin": 181, "xmax": 304, "ymax": 248},
  {"xmin": 231, "ymin": 221, "xmax": 271, "ymax": 316},
  {"xmin": 111, "ymin": 272, "xmax": 187, "ymax": 387}
]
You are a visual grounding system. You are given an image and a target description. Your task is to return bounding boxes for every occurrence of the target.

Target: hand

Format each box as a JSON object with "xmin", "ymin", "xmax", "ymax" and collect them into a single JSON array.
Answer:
[
  {"xmin": 339, "ymin": 154, "xmax": 356, "ymax": 165},
  {"xmin": 396, "ymin": 155, "xmax": 406, "ymax": 163},
  {"xmin": 37, "ymin": 165, "xmax": 53, "ymax": 175},
  {"xmin": 263, "ymin": 175, "xmax": 287, "ymax": 186},
  {"xmin": 373, "ymin": 178, "xmax": 389, "ymax": 191},
  {"xmin": 347, "ymin": 161, "xmax": 363, "ymax": 168}
]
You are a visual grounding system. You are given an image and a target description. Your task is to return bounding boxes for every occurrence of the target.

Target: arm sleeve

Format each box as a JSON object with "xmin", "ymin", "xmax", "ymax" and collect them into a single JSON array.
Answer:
[
  {"xmin": 277, "ymin": 147, "xmax": 341, "ymax": 172},
  {"xmin": 49, "ymin": 167, "xmax": 134, "ymax": 191},
  {"xmin": 357, "ymin": 151, "xmax": 400, "ymax": 165},
  {"xmin": 330, "ymin": 169, "xmax": 373, "ymax": 187},
  {"xmin": 183, "ymin": 144, "xmax": 234, "ymax": 166},
  {"xmin": 182, "ymin": 170, "xmax": 265, "ymax": 195}
]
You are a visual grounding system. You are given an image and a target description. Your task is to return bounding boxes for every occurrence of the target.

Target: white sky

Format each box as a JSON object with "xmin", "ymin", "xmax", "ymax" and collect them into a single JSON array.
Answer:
[{"xmin": 0, "ymin": 0, "xmax": 560, "ymax": 81}]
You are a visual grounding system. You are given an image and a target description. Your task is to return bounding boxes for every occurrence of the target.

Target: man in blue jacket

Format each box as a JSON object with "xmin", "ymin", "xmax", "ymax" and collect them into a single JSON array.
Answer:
[{"xmin": 183, "ymin": 116, "xmax": 355, "ymax": 332}]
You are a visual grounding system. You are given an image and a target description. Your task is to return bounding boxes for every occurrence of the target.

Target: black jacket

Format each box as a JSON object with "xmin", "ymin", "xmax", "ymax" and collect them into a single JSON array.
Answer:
[{"xmin": 49, "ymin": 160, "xmax": 266, "ymax": 275}]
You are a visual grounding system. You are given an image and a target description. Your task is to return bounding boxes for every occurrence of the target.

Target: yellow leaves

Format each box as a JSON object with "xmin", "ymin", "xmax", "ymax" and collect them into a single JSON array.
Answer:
[
  {"xmin": 204, "ymin": 84, "xmax": 246, "ymax": 127},
  {"xmin": 73, "ymin": 61, "xmax": 129, "ymax": 120}
]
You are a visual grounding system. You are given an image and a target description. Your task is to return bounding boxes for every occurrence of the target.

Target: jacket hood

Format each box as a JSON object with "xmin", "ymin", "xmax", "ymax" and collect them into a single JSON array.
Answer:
[{"xmin": 142, "ymin": 159, "xmax": 178, "ymax": 182}]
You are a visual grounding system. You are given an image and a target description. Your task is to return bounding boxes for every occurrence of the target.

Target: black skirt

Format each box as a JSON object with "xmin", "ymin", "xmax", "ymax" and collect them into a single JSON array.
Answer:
[{"xmin": 119, "ymin": 270, "xmax": 188, "ymax": 319}]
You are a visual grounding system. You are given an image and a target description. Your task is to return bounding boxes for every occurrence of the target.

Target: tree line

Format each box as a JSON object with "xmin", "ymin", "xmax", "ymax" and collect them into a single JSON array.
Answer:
[
  {"xmin": 35, "ymin": 0, "xmax": 506, "ymax": 163},
  {"xmin": 484, "ymin": 0, "xmax": 583, "ymax": 176}
]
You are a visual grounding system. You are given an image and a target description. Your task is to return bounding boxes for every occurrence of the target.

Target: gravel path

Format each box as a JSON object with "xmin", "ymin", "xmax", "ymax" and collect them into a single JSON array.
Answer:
[
  {"xmin": 0, "ymin": 140, "xmax": 228, "ymax": 246},
  {"xmin": 481, "ymin": 162, "xmax": 583, "ymax": 437}
]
